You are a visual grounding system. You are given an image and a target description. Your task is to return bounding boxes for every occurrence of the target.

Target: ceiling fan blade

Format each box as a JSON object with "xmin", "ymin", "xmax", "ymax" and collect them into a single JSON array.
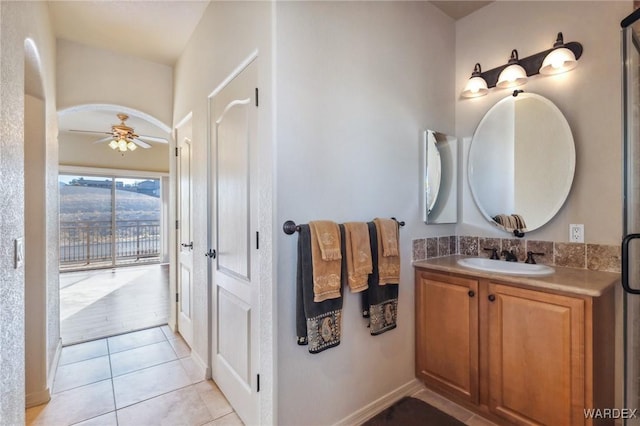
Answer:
[
  {"xmin": 68, "ymin": 129, "xmax": 113, "ymax": 135},
  {"xmin": 93, "ymin": 136, "xmax": 113, "ymax": 144},
  {"xmin": 137, "ymin": 135, "xmax": 168, "ymax": 143},
  {"xmin": 132, "ymin": 138, "xmax": 152, "ymax": 149}
]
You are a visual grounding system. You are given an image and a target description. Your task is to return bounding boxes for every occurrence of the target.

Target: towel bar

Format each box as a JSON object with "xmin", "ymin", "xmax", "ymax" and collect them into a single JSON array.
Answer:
[{"xmin": 282, "ymin": 218, "xmax": 405, "ymax": 235}]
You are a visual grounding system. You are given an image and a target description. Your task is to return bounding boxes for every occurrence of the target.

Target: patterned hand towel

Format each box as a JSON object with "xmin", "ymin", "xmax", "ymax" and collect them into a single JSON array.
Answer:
[
  {"xmin": 362, "ymin": 222, "xmax": 398, "ymax": 335},
  {"xmin": 374, "ymin": 218, "xmax": 399, "ymax": 257},
  {"xmin": 296, "ymin": 224, "xmax": 344, "ymax": 353},
  {"xmin": 309, "ymin": 221, "xmax": 342, "ymax": 302},
  {"xmin": 309, "ymin": 220, "xmax": 342, "ymax": 260},
  {"xmin": 373, "ymin": 219, "xmax": 400, "ymax": 285},
  {"xmin": 343, "ymin": 222, "xmax": 372, "ymax": 293}
]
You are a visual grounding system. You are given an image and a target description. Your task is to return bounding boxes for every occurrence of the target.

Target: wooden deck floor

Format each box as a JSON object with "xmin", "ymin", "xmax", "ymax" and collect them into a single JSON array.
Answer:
[{"xmin": 60, "ymin": 264, "xmax": 170, "ymax": 345}]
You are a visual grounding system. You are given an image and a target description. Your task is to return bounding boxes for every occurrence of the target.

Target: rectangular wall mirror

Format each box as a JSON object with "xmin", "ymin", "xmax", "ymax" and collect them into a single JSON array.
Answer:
[{"xmin": 423, "ymin": 129, "xmax": 457, "ymax": 224}]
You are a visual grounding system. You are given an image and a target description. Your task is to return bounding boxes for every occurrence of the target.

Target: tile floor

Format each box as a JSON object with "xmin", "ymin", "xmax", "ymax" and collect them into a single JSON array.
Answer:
[
  {"xmin": 26, "ymin": 325, "xmax": 243, "ymax": 426},
  {"xmin": 411, "ymin": 387, "xmax": 498, "ymax": 426}
]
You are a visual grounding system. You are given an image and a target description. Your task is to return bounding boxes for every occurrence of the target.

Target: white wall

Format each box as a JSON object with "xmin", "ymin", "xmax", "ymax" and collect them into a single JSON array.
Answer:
[
  {"xmin": 173, "ymin": 1, "xmax": 274, "ymax": 423},
  {"xmin": 275, "ymin": 2, "xmax": 455, "ymax": 424},
  {"xmin": 0, "ymin": 1, "xmax": 58, "ymax": 423},
  {"xmin": 456, "ymin": 1, "xmax": 631, "ymax": 244},
  {"xmin": 57, "ymin": 40, "xmax": 173, "ymax": 126}
]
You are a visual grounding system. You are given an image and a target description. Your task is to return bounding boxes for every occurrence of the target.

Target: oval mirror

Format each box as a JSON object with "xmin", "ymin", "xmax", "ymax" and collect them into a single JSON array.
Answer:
[{"xmin": 468, "ymin": 93, "xmax": 575, "ymax": 234}]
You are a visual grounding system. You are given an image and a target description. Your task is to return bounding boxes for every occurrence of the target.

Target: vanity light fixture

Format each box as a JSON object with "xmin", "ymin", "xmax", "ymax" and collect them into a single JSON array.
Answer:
[
  {"xmin": 461, "ymin": 63, "xmax": 489, "ymax": 98},
  {"xmin": 539, "ymin": 32, "xmax": 578, "ymax": 75},
  {"xmin": 461, "ymin": 32, "xmax": 583, "ymax": 98},
  {"xmin": 496, "ymin": 50, "xmax": 528, "ymax": 89}
]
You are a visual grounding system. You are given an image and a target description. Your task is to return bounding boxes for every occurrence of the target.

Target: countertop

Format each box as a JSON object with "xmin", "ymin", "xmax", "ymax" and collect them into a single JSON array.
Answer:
[{"xmin": 413, "ymin": 255, "xmax": 619, "ymax": 297}]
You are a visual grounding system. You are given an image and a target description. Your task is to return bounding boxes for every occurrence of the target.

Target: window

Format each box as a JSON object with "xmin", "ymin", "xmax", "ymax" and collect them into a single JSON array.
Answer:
[{"xmin": 59, "ymin": 174, "xmax": 162, "ymax": 270}]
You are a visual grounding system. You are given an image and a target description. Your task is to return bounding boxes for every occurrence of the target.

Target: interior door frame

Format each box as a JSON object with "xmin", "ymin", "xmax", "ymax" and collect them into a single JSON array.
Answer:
[{"xmin": 206, "ymin": 50, "xmax": 274, "ymax": 423}]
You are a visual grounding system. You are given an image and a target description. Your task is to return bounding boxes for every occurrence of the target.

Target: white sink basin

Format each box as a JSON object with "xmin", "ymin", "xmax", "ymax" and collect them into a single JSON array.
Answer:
[{"xmin": 457, "ymin": 257, "xmax": 555, "ymax": 276}]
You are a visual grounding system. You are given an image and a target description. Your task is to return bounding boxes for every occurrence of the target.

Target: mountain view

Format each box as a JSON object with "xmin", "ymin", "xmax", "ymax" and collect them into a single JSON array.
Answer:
[{"xmin": 60, "ymin": 185, "xmax": 160, "ymax": 223}]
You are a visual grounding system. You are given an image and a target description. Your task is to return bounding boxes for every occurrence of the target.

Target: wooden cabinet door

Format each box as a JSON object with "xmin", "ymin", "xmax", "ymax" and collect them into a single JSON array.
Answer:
[
  {"xmin": 487, "ymin": 282, "xmax": 585, "ymax": 426},
  {"xmin": 416, "ymin": 271, "xmax": 479, "ymax": 403}
]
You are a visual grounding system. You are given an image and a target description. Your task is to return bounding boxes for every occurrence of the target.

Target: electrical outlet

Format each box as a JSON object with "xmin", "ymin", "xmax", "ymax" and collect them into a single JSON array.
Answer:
[{"xmin": 569, "ymin": 224, "xmax": 584, "ymax": 243}]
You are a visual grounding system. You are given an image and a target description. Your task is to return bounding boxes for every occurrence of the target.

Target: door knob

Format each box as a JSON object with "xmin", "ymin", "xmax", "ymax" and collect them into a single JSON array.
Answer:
[
  {"xmin": 181, "ymin": 242, "xmax": 193, "ymax": 249},
  {"xmin": 488, "ymin": 294, "xmax": 496, "ymax": 302},
  {"xmin": 205, "ymin": 249, "xmax": 217, "ymax": 259},
  {"xmin": 468, "ymin": 290, "xmax": 475, "ymax": 298}
]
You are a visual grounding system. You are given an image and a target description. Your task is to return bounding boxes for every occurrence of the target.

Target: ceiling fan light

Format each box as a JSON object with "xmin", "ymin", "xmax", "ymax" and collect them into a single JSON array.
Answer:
[
  {"xmin": 118, "ymin": 139, "xmax": 128, "ymax": 151},
  {"xmin": 127, "ymin": 141, "xmax": 137, "ymax": 151},
  {"xmin": 109, "ymin": 139, "xmax": 119, "ymax": 150}
]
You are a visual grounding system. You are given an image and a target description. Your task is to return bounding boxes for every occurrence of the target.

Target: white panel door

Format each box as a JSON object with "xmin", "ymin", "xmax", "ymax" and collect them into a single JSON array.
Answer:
[
  {"xmin": 209, "ymin": 59, "xmax": 259, "ymax": 426},
  {"xmin": 176, "ymin": 119, "xmax": 194, "ymax": 348}
]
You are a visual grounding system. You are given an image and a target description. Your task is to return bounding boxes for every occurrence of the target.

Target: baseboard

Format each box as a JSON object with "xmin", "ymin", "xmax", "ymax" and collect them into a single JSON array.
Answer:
[
  {"xmin": 25, "ymin": 338, "xmax": 62, "ymax": 408},
  {"xmin": 190, "ymin": 349, "xmax": 211, "ymax": 380},
  {"xmin": 333, "ymin": 379, "xmax": 424, "ymax": 426},
  {"xmin": 25, "ymin": 388, "xmax": 51, "ymax": 408}
]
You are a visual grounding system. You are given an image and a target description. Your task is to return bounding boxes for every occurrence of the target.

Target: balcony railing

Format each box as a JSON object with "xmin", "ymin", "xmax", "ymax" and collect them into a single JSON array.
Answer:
[{"xmin": 60, "ymin": 220, "xmax": 161, "ymax": 270}]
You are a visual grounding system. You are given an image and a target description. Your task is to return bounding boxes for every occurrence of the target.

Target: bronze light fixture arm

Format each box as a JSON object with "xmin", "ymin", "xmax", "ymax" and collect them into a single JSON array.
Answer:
[{"xmin": 479, "ymin": 40, "xmax": 583, "ymax": 89}]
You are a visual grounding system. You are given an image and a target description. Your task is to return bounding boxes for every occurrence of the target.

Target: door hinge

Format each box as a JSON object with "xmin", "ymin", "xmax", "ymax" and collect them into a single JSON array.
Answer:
[
  {"xmin": 175, "ymin": 293, "xmax": 179, "ymax": 303},
  {"xmin": 256, "ymin": 231, "xmax": 259, "ymax": 250},
  {"xmin": 175, "ymin": 147, "xmax": 180, "ymax": 156},
  {"xmin": 255, "ymin": 88, "xmax": 259, "ymax": 107},
  {"xmin": 257, "ymin": 374, "xmax": 260, "ymax": 392},
  {"xmin": 175, "ymin": 220, "xmax": 179, "ymax": 230}
]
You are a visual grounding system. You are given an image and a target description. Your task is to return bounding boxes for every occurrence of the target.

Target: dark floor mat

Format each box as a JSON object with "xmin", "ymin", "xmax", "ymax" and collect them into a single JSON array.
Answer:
[{"xmin": 363, "ymin": 396, "xmax": 466, "ymax": 426}]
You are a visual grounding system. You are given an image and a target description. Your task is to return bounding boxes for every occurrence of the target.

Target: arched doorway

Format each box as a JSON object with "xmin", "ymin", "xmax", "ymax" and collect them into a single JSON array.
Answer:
[{"xmin": 56, "ymin": 105, "xmax": 175, "ymax": 344}]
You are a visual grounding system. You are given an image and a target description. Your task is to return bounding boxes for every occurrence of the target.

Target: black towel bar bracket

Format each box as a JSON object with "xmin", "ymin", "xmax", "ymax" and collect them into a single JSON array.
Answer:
[
  {"xmin": 282, "ymin": 218, "xmax": 405, "ymax": 235},
  {"xmin": 282, "ymin": 220, "xmax": 300, "ymax": 235}
]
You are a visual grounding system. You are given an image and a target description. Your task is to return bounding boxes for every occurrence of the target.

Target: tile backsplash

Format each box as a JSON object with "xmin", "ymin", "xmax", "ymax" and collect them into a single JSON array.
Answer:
[{"xmin": 412, "ymin": 235, "xmax": 621, "ymax": 273}]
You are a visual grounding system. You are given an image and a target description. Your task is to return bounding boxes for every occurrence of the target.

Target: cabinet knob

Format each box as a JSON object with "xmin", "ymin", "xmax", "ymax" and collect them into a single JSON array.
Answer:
[
  {"xmin": 468, "ymin": 290, "xmax": 475, "ymax": 298},
  {"xmin": 488, "ymin": 294, "xmax": 496, "ymax": 302}
]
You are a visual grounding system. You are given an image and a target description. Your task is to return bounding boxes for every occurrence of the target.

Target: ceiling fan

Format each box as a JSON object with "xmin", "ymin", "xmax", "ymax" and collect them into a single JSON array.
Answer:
[{"xmin": 68, "ymin": 113, "xmax": 166, "ymax": 152}]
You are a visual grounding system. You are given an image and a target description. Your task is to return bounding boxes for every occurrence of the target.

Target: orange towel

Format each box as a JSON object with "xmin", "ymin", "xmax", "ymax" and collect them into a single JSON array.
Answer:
[
  {"xmin": 343, "ymin": 222, "xmax": 372, "ymax": 293},
  {"xmin": 309, "ymin": 220, "xmax": 342, "ymax": 261},
  {"xmin": 374, "ymin": 219, "xmax": 400, "ymax": 285},
  {"xmin": 374, "ymin": 218, "xmax": 399, "ymax": 257},
  {"xmin": 309, "ymin": 221, "xmax": 342, "ymax": 302}
]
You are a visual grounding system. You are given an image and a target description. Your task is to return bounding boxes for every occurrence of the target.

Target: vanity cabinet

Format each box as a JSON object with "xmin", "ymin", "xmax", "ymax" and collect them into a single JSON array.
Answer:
[
  {"xmin": 415, "ymin": 271, "xmax": 479, "ymax": 404},
  {"xmin": 415, "ymin": 267, "xmax": 615, "ymax": 426},
  {"xmin": 487, "ymin": 283, "xmax": 586, "ymax": 425}
]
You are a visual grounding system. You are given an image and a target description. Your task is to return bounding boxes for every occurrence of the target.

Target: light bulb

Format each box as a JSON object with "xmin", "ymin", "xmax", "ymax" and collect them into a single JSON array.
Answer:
[
  {"xmin": 540, "ymin": 47, "xmax": 577, "ymax": 75},
  {"xmin": 461, "ymin": 64, "xmax": 488, "ymax": 98},
  {"xmin": 496, "ymin": 50, "xmax": 528, "ymax": 89}
]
